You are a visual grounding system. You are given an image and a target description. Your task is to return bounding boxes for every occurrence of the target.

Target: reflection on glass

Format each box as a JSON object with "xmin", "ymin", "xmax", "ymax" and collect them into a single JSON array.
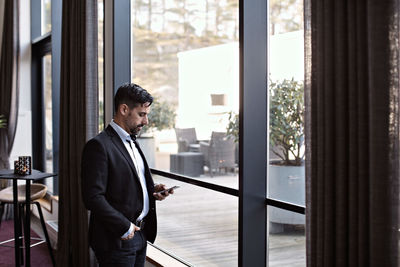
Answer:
[
  {"xmin": 98, "ymin": 0, "xmax": 104, "ymax": 132},
  {"xmin": 154, "ymin": 175, "xmax": 238, "ymax": 266},
  {"xmin": 268, "ymin": 207, "xmax": 305, "ymax": 266},
  {"xmin": 131, "ymin": 0, "xmax": 239, "ymax": 188},
  {"xmin": 41, "ymin": 0, "xmax": 51, "ymax": 34},
  {"xmin": 268, "ymin": 0, "xmax": 305, "ymax": 265},
  {"xmin": 43, "ymin": 54, "xmax": 53, "ymax": 192}
]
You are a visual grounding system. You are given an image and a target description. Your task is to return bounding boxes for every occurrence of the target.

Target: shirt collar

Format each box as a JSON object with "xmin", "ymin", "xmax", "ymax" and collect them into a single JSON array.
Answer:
[{"xmin": 110, "ymin": 120, "xmax": 132, "ymax": 142}]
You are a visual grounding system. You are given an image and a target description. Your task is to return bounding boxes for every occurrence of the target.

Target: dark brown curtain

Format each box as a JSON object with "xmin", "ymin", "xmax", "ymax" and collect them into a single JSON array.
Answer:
[
  {"xmin": 305, "ymin": 0, "xmax": 400, "ymax": 266},
  {"xmin": 56, "ymin": 0, "xmax": 98, "ymax": 266},
  {"xmin": 0, "ymin": 0, "xmax": 19, "ymax": 221},
  {"xmin": 0, "ymin": 0, "xmax": 19, "ymax": 171}
]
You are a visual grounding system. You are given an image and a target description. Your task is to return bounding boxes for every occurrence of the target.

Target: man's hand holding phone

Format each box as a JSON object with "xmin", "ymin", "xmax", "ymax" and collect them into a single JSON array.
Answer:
[{"xmin": 153, "ymin": 184, "xmax": 179, "ymax": 201}]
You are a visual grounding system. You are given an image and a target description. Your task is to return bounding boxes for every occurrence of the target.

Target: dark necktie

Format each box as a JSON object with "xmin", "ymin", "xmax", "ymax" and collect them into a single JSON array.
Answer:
[
  {"xmin": 126, "ymin": 138, "xmax": 140, "ymax": 173},
  {"xmin": 126, "ymin": 139, "xmax": 133, "ymax": 150}
]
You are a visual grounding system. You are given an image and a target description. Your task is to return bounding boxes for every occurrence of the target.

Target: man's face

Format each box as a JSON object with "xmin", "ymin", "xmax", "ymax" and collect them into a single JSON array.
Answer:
[{"xmin": 123, "ymin": 102, "xmax": 151, "ymax": 135}]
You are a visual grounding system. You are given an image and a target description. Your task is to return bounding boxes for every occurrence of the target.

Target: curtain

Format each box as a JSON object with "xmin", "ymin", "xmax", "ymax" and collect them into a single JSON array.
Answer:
[
  {"xmin": 56, "ymin": 0, "xmax": 98, "ymax": 266},
  {"xmin": 0, "ymin": 0, "xmax": 4, "ymax": 63},
  {"xmin": 0, "ymin": 0, "xmax": 19, "ymax": 171},
  {"xmin": 0, "ymin": 0, "xmax": 19, "ymax": 221},
  {"xmin": 305, "ymin": 0, "xmax": 400, "ymax": 266}
]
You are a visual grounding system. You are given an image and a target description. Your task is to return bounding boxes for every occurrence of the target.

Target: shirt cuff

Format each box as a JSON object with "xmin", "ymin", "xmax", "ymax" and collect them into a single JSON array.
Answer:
[{"xmin": 121, "ymin": 223, "xmax": 134, "ymax": 238}]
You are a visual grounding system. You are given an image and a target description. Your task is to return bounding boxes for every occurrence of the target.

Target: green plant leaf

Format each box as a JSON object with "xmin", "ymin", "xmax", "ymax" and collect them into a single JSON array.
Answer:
[
  {"xmin": 142, "ymin": 100, "xmax": 176, "ymax": 134},
  {"xmin": 225, "ymin": 78, "xmax": 305, "ymax": 165},
  {"xmin": 269, "ymin": 78, "xmax": 304, "ymax": 165}
]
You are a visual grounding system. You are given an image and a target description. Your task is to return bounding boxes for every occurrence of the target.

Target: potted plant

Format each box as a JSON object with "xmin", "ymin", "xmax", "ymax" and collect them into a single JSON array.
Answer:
[
  {"xmin": 141, "ymin": 100, "xmax": 176, "ymax": 136},
  {"xmin": 269, "ymin": 78, "xmax": 305, "ymax": 233},
  {"xmin": 226, "ymin": 79, "xmax": 304, "ymax": 162},
  {"xmin": 136, "ymin": 99, "xmax": 176, "ymax": 167},
  {"xmin": 226, "ymin": 79, "xmax": 305, "ymax": 232},
  {"xmin": 269, "ymin": 78, "xmax": 304, "ymax": 164},
  {"xmin": 226, "ymin": 111, "xmax": 239, "ymax": 143},
  {"xmin": 226, "ymin": 111, "xmax": 239, "ymax": 164}
]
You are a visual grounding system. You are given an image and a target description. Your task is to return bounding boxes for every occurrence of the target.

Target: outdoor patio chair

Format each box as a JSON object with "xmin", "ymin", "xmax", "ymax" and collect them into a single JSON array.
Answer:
[
  {"xmin": 200, "ymin": 131, "xmax": 236, "ymax": 176},
  {"xmin": 175, "ymin": 128, "xmax": 199, "ymax": 152}
]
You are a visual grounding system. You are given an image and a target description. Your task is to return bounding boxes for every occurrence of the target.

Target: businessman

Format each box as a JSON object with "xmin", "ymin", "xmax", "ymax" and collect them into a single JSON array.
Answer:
[{"xmin": 81, "ymin": 83, "xmax": 173, "ymax": 267}]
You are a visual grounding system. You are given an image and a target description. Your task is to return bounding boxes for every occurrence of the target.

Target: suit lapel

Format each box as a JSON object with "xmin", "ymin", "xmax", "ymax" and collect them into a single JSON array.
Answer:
[{"xmin": 105, "ymin": 125, "xmax": 140, "ymax": 180}]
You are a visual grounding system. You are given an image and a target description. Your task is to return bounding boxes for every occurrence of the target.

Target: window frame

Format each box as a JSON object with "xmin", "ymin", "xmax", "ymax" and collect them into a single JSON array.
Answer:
[
  {"xmin": 21, "ymin": 0, "xmax": 307, "ymax": 265},
  {"xmin": 113, "ymin": 1, "xmax": 285, "ymax": 266},
  {"xmin": 31, "ymin": 0, "xmax": 61, "ymax": 195},
  {"xmin": 111, "ymin": 1, "xmax": 306, "ymax": 266}
]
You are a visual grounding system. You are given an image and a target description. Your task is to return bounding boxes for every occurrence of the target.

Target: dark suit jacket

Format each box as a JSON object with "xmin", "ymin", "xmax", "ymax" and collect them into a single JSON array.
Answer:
[{"xmin": 81, "ymin": 125, "xmax": 157, "ymax": 252}]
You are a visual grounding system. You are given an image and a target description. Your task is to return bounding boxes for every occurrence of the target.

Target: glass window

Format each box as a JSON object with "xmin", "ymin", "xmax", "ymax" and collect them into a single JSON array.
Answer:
[
  {"xmin": 268, "ymin": 207, "xmax": 305, "ymax": 266},
  {"xmin": 154, "ymin": 175, "xmax": 238, "ymax": 266},
  {"xmin": 41, "ymin": 0, "xmax": 51, "ymax": 35},
  {"xmin": 43, "ymin": 54, "xmax": 54, "ymax": 192},
  {"xmin": 268, "ymin": 0, "xmax": 305, "ymax": 265},
  {"xmin": 131, "ymin": 0, "xmax": 239, "ymax": 188},
  {"xmin": 131, "ymin": 0, "xmax": 239, "ymax": 264}
]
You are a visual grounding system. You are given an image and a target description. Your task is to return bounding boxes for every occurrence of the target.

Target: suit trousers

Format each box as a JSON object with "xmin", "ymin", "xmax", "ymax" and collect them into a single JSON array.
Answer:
[{"xmin": 95, "ymin": 231, "xmax": 147, "ymax": 267}]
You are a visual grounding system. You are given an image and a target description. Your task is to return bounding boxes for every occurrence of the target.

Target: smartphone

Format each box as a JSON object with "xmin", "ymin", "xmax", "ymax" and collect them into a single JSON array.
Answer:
[{"xmin": 158, "ymin": 185, "xmax": 179, "ymax": 195}]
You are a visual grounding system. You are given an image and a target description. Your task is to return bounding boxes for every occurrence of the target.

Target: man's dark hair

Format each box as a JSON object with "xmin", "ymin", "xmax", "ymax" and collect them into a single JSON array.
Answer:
[{"xmin": 114, "ymin": 83, "xmax": 153, "ymax": 113}]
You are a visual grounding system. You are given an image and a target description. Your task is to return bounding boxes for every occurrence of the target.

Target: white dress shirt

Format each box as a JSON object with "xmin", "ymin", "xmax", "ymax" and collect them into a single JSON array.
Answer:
[{"xmin": 110, "ymin": 120, "xmax": 149, "ymax": 237}]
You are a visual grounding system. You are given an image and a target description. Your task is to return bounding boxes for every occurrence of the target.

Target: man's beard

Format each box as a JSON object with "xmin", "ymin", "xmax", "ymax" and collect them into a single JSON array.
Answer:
[{"xmin": 130, "ymin": 124, "xmax": 144, "ymax": 135}]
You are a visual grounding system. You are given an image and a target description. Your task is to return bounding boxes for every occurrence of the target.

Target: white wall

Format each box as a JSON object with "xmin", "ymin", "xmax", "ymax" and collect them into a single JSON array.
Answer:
[
  {"xmin": 269, "ymin": 30, "xmax": 304, "ymax": 81},
  {"xmin": 176, "ymin": 30, "xmax": 304, "ymax": 140},
  {"xmin": 9, "ymin": 0, "xmax": 32, "ymax": 167},
  {"xmin": 177, "ymin": 43, "xmax": 239, "ymax": 140}
]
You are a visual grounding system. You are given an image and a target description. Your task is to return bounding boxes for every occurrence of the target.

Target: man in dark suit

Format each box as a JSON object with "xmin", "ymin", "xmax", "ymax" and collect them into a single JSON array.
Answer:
[{"xmin": 81, "ymin": 83, "xmax": 173, "ymax": 267}]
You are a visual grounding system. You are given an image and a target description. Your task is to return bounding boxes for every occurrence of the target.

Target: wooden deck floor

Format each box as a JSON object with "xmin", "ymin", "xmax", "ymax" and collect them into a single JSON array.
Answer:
[{"xmin": 153, "ymin": 174, "xmax": 305, "ymax": 267}]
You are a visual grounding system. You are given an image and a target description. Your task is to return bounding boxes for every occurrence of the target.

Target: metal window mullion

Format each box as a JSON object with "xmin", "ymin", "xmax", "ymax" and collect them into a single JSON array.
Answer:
[
  {"xmin": 104, "ymin": 0, "xmax": 114, "ymax": 124},
  {"xmin": 51, "ymin": 0, "xmax": 62, "ymax": 195},
  {"xmin": 31, "ymin": 0, "xmax": 41, "ymax": 41},
  {"xmin": 239, "ymin": 0, "xmax": 268, "ymax": 266},
  {"xmin": 113, "ymin": 0, "xmax": 131, "ymax": 96},
  {"xmin": 105, "ymin": 0, "xmax": 131, "ymax": 122}
]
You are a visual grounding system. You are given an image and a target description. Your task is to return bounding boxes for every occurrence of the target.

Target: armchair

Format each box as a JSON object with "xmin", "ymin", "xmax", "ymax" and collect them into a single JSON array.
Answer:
[
  {"xmin": 200, "ymin": 131, "xmax": 236, "ymax": 176},
  {"xmin": 175, "ymin": 128, "xmax": 199, "ymax": 152}
]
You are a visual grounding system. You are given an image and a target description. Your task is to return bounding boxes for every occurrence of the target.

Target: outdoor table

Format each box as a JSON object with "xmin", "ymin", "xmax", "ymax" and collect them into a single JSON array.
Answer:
[
  {"xmin": 0, "ymin": 169, "xmax": 56, "ymax": 267},
  {"xmin": 170, "ymin": 152, "xmax": 204, "ymax": 177}
]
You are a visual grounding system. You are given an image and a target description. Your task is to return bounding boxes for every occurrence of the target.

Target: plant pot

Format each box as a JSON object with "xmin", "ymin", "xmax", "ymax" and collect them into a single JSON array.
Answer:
[
  {"xmin": 268, "ymin": 163, "xmax": 305, "ymax": 232},
  {"xmin": 136, "ymin": 136, "xmax": 156, "ymax": 168}
]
